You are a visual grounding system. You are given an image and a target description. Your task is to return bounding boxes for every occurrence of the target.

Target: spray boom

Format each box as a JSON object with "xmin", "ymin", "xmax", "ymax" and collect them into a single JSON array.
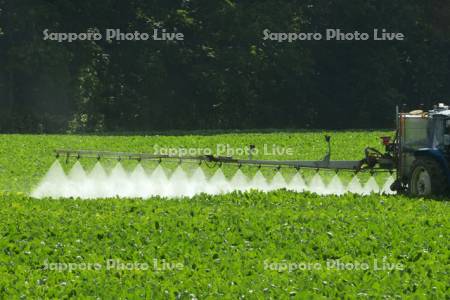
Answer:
[{"xmin": 54, "ymin": 136, "xmax": 393, "ymax": 173}]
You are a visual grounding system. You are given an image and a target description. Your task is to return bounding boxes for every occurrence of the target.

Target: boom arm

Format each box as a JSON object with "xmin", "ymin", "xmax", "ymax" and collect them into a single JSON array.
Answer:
[
  {"xmin": 54, "ymin": 150, "xmax": 386, "ymax": 172},
  {"xmin": 54, "ymin": 135, "xmax": 394, "ymax": 172}
]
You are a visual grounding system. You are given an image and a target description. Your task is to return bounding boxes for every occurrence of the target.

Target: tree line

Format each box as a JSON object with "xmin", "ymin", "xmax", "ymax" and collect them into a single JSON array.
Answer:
[{"xmin": 1, "ymin": 0, "xmax": 449, "ymax": 133}]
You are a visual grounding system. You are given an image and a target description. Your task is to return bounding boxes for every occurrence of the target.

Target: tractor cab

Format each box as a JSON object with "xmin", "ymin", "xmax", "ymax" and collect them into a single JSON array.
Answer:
[
  {"xmin": 445, "ymin": 119, "xmax": 450, "ymax": 148},
  {"xmin": 428, "ymin": 104, "xmax": 450, "ymax": 151}
]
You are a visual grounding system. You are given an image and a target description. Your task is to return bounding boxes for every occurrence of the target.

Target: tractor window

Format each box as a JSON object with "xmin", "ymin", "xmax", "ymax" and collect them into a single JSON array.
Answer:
[{"xmin": 445, "ymin": 119, "xmax": 450, "ymax": 146}]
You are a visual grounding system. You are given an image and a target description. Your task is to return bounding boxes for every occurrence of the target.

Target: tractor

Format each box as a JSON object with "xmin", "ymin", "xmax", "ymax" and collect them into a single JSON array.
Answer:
[{"xmin": 387, "ymin": 103, "xmax": 450, "ymax": 196}]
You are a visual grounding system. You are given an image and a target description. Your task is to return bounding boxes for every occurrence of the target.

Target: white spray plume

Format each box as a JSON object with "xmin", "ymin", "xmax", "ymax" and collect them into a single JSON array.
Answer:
[
  {"xmin": 309, "ymin": 173, "xmax": 328, "ymax": 195},
  {"xmin": 32, "ymin": 160, "xmax": 397, "ymax": 199}
]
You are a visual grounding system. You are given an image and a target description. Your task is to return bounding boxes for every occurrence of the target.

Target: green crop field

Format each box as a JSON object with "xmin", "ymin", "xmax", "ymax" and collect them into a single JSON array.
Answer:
[{"xmin": 0, "ymin": 132, "xmax": 448, "ymax": 298}]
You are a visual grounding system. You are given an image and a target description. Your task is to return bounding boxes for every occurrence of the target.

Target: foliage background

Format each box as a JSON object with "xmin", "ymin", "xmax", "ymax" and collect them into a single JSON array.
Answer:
[{"xmin": 1, "ymin": 0, "xmax": 449, "ymax": 132}]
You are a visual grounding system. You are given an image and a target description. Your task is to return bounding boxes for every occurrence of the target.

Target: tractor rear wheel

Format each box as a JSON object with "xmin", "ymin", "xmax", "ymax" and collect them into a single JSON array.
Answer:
[{"xmin": 409, "ymin": 158, "xmax": 447, "ymax": 197}]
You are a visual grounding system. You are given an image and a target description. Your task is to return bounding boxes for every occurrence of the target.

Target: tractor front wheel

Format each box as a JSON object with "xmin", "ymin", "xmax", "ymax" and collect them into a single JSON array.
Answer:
[{"xmin": 409, "ymin": 158, "xmax": 446, "ymax": 197}]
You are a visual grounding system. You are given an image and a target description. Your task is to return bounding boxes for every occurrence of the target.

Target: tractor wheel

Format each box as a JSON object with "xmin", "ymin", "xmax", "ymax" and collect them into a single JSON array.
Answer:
[{"xmin": 409, "ymin": 158, "xmax": 447, "ymax": 197}]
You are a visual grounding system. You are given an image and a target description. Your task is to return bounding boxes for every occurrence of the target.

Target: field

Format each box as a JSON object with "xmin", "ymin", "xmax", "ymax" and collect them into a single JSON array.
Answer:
[{"xmin": 0, "ymin": 132, "xmax": 449, "ymax": 298}]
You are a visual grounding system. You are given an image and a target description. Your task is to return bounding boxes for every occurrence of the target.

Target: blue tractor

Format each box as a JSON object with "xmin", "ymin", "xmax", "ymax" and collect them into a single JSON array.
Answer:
[{"xmin": 389, "ymin": 103, "xmax": 450, "ymax": 196}]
